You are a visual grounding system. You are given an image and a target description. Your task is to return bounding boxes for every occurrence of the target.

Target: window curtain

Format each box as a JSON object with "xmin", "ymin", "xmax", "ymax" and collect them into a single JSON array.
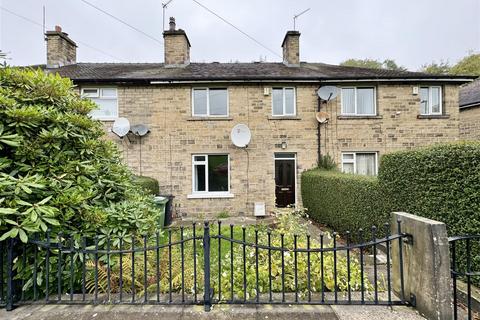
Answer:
[
  {"xmin": 356, "ymin": 153, "xmax": 375, "ymax": 175},
  {"xmin": 420, "ymin": 88, "xmax": 429, "ymax": 114},
  {"xmin": 342, "ymin": 88, "xmax": 355, "ymax": 114},
  {"xmin": 357, "ymin": 88, "xmax": 374, "ymax": 114}
]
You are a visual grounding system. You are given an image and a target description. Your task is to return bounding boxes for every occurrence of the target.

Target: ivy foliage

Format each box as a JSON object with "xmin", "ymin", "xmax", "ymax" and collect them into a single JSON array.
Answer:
[
  {"xmin": 301, "ymin": 169, "xmax": 390, "ymax": 236},
  {"xmin": 0, "ymin": 67, "xmax": 160, "ymax": 241}
]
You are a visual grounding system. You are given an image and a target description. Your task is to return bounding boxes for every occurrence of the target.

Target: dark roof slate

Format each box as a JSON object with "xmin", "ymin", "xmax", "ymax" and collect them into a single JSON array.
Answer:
[
  {"xmin": 460, "ymin": 78, "xmax": 480, "ymax": 108},
  {"xmin": 36, "ymin": 62, "xmax": 473, "ymax": 84}
]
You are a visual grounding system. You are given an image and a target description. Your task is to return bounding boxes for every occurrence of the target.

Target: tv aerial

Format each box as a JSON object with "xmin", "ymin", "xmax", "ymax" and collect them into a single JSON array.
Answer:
[
  {"xmin": 231, "ymin": 124, "xmax": 251, "ymax": 148},
  {"xmin": 317, "ymin": 86, "xmax": 339, "ymax": 102},
  {"xmin": 293, "ymin": 8, "xmax": 311, "ymax": 30},
  {"xmin": 112, "ymin": 117, "xmax": 130, "ymax": 138}
]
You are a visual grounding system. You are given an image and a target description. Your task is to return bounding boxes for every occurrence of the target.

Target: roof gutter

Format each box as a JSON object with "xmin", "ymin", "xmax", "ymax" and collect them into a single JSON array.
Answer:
[
  {"xmin": 460, "ymin": 102, "xmax": 480, "ymax": 109},
  {"xmin": 149, "ymin": 77, "xmax": 473, "ymax": 85},
  {"xmin": 320, "ymin": 78, "xmax": 474, "ymax": 83}
]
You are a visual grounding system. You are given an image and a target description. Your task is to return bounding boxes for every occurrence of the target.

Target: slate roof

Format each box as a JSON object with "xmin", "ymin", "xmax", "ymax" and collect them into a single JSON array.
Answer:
[
  {"xmin": 459, "ymin": 78, "xmax": 480, "ymax": 108},
  {"xmin": 35, "ymin": 62, "xmax": 473, "ymax": 84}
]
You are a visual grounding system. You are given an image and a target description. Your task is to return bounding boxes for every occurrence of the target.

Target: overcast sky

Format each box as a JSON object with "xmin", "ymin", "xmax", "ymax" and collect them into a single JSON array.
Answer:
[{"xmin": 1, "ymin": 0, "xmax": 479, "ymax": 70}]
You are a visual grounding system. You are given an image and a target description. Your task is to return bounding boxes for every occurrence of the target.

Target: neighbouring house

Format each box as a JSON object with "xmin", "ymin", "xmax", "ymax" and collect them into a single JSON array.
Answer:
[
  {"xmin": 38, "ymin": 19, "xmax": 473, "ymax": 217},
  {"xmin": 459, "ymin": 78, "xmax": 480, "ymax": 140}
]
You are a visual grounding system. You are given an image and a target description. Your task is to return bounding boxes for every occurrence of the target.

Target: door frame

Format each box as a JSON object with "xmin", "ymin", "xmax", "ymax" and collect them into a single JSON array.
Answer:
[{"xmin": 274, "ymin": 153, "xmax": 297, "ymax": 208}]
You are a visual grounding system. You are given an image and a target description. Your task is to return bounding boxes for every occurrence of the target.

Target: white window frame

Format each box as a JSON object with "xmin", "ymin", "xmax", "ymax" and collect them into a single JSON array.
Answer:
[
  {"xmin": 191, "ymin": 88, "xmax": 229, "ymax": 117},
  {"xmin": 81, "ymin": 87, "xmax": 118, "ymax": 120},
  {"xmin": 341, "ymin": 87, "xmax": 377, "ymax": 116},
  {"xmin": 188, "ymin": 154, "xmax": 233, "ymax": 199},
  {"xmin": 341, "ymin": 152, "xmax": 378, "ymax": 175},
  {"xmin": 420, "ymin": 86, "xmax": 443, "ymax": 115},
  {"xmin": 271, "ymin": 87, "xmax": 297, "ymax": 116}
]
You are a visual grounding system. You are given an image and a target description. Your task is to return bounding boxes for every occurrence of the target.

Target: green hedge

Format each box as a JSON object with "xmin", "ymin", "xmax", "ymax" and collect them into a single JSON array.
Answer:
[
  {"xmin": 134, "ymin": 176, "xmax": 160, "ymax": 195},
  {"xmin": 379, "ymin": 141, "xmax": 480, "ymax": 236},
  {"xmin": 301, "ymin": 169, "xmax": 390, "ymax": 235}
]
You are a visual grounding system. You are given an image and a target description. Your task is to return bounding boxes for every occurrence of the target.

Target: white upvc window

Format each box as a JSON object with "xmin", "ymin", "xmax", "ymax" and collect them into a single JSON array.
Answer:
[
  {"xmin": 420, "ymin": 86, "xmax": 442, "ymax": 115},
  {"xmin": 341, "ymin": 152, "xmax": 378, "ymax": 176},
  {"xmin": 189, "ymin": 154, "xmax": 233, "ymax": 198},
  {"xmin": 341, "ymin": 87, "xmax": 376, "ymax": 116},
  {"xmin": 81, "ymin": 87, "xmax": 118, "ymax": 120},
  {"xmin": 272, "ymin": 87, "xmax": 296, "ymax": 116},
  {"xmin": 192, "ymin": 88, "xmax": 229, "ymax": 117}
]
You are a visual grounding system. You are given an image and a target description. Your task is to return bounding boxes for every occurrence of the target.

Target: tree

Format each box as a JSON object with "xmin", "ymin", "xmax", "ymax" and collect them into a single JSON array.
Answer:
[
  {"xmin": 0, "ymin": 67, "xmax": 159, "ymax": 241},
  {"xmin": 340, "ymin": 58, "xmax": 407, "ymax": 71},
  {"xmin": 450, "ymin": 53, "xmax": 480, "ymax": 76},
  {"xmin": 420, "ymin": 53, "xmax": 480, "ymax": 76},
  {"xmin": 420, "ymin": 60, "xmax": 451, "ymax": 75}
]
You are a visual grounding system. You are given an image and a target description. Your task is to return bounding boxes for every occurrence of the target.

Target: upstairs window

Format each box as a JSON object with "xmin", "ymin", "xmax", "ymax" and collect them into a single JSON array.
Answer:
[
  {"xmin": 192, "ymin": 88, "xmax": 228, "ymax": 116},
  {"xmin": 192, "ymin": 154, "xmax": 229, "ymax": 194},
  {"xmin": 342, "ymin": 152, "xmax": 378, "ymax": 176},
  {"xmin": 420, "ymin": 86, "xmax": 442, "ymax": 115},
  {"xmin": 341, "ymin": 87, "xmax": 376, "ymax": 116},
  {"xmin": 82, "ymin": 88, "xmax": 118, "ymax": 120},
  {"xmin": 272, "ymin": 87, "xmax": 296, "ymax": 116}
]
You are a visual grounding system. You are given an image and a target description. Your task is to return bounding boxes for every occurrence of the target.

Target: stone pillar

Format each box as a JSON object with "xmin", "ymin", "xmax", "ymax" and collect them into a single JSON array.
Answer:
[{"xmin": 391, "ymin": 212, "xmax": 453, "ymax": 320}]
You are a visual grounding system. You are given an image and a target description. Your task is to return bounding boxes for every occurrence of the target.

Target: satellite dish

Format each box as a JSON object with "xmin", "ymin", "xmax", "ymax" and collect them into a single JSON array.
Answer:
[
  {"xmin": 316, "ymin": 111, "xmax": 330, "ymax": 124},
  {"xmin": 230, "ymin": 124, "xmax": 251, "ymax": 148},
  {"xmin": 317, "ymin": 86, "xmax": 339, "ymax": 101},
  {"xmin": 112, "ymin": 117, "xmax": 130, "ymax": 137},
  {"xmin": 131, "ymin": 124, "xmax": 150, "ymax": 137}
]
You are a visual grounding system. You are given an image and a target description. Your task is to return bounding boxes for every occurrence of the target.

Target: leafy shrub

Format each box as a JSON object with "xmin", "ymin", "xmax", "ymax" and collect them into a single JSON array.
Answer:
[
  {"xmin": 0, "ymin": 67, "xmax": 161, "ymax": 240},
  {"xmin": 301, "ymin": 169, "xmax": 390, "ymax": 235},
  {"xmin": 133, "ymin": 175, "xmax": 159, "ymax": 195},
  {"xmin": 379, "ymin": 142, "xmax": 480, "ymax": 236},
  {"xmin": 379, "ymin": 142, "xmax": 480, "ymax": 278},
  {"xmin": 81, "ymin": 209, "xmax": 372, "ymax": 300},
  {"xmin": 317, "ymin": 154, "xmax": 337, "ymax": 170}
]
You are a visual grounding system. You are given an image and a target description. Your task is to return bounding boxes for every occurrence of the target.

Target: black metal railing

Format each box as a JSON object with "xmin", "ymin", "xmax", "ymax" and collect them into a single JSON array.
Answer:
[
  {"xmin": 0, "ymin": 220, "xmax": 411, "ymax": 311},
  {"xmin": 449, "ymin": 235, "xmax": 480, "ymax": 320}
]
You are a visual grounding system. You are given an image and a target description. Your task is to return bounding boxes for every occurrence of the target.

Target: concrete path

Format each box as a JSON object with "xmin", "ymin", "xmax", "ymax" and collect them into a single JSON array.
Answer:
[{"xmin": 0, "ymin": 304, "xmax": 426, "ymax": 320}]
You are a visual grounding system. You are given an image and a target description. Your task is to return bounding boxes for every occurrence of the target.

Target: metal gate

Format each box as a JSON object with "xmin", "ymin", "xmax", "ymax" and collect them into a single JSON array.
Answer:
[
  {"xmin": 449, "ymin": 235, "xmax": 480, "ymax": 320},
  {"xmin": 0, "ymin": 221, "xmax": 411, "ymax": 311}
]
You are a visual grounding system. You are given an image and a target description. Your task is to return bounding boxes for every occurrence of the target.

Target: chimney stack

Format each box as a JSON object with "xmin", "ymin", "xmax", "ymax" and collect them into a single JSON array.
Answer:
[
  {"xmin": 45, "ymin": 25, "xmax": 77, "ymax": 68},
  {"xmin": 163, "ymin": 17, "xmax": 191, "ymax": 68},
  {"xmin": 281, "ymin": 31, "xmax": 300, "ymax": 67}
]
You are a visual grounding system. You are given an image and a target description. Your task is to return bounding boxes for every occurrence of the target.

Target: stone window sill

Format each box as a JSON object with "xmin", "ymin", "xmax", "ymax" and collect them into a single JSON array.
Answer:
[
  {"xmin": 268, "ymin": 116, "xmax": 302, "ymax": 120},
  {"xmin": 337, "ymin": 115, "xmax": 383, "ymax": 120},
  {"xmin": 187, "ymin": 117, "xmax": 233, "ymax": 121},
  {"xmin": 187, "ymin": 193, "xmax": 234, "ymax": 199},
  {"xmin": 417, "ymin": 115, "xmax": 450, "ymax": 119}
]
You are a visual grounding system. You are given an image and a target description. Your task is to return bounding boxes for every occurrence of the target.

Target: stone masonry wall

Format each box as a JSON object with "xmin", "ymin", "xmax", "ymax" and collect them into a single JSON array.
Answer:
[
  {"xmin": 320, "ymin": 84, "xmax": 460, "ymax": 165},
  {"xmin": 46, "ymin": 34, "xmax": 76, "ymax": 67},
  {"xmin": 163, "ymin": 33, "xmax": 190, "ymax": 66},
  {"xmin": 459, "ymin": 106, "xmax": 480, "ymax": 140},
  {"xmin": 98, "ymin": 83, "xmax": 460, "ymax": 217}
]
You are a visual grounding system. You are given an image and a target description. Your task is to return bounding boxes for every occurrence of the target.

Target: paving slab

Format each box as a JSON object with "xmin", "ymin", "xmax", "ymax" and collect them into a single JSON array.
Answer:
[{"xmin": 331, "ymin": 305, "xmax": 426, "ymax": 320}]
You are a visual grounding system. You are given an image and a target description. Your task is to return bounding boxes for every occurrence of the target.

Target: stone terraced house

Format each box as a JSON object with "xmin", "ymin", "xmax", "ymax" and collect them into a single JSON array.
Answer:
[
  {"xmin": 459, "ymin": 79, "xmax": 480, "ymax": 140},
  {"xmin": 39, "ymin": 19, "xmax": 473, "ymax": 217}
]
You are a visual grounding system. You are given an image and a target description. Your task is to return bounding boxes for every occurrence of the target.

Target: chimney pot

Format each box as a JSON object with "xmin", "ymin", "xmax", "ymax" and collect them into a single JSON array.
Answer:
[
  {"xmin": 55, "ymin": 25, "xmax": 62, "ymax": 32},
  {"xmin": 169, "ymin": 17, "xmax": 176, "ymax": 31}
]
